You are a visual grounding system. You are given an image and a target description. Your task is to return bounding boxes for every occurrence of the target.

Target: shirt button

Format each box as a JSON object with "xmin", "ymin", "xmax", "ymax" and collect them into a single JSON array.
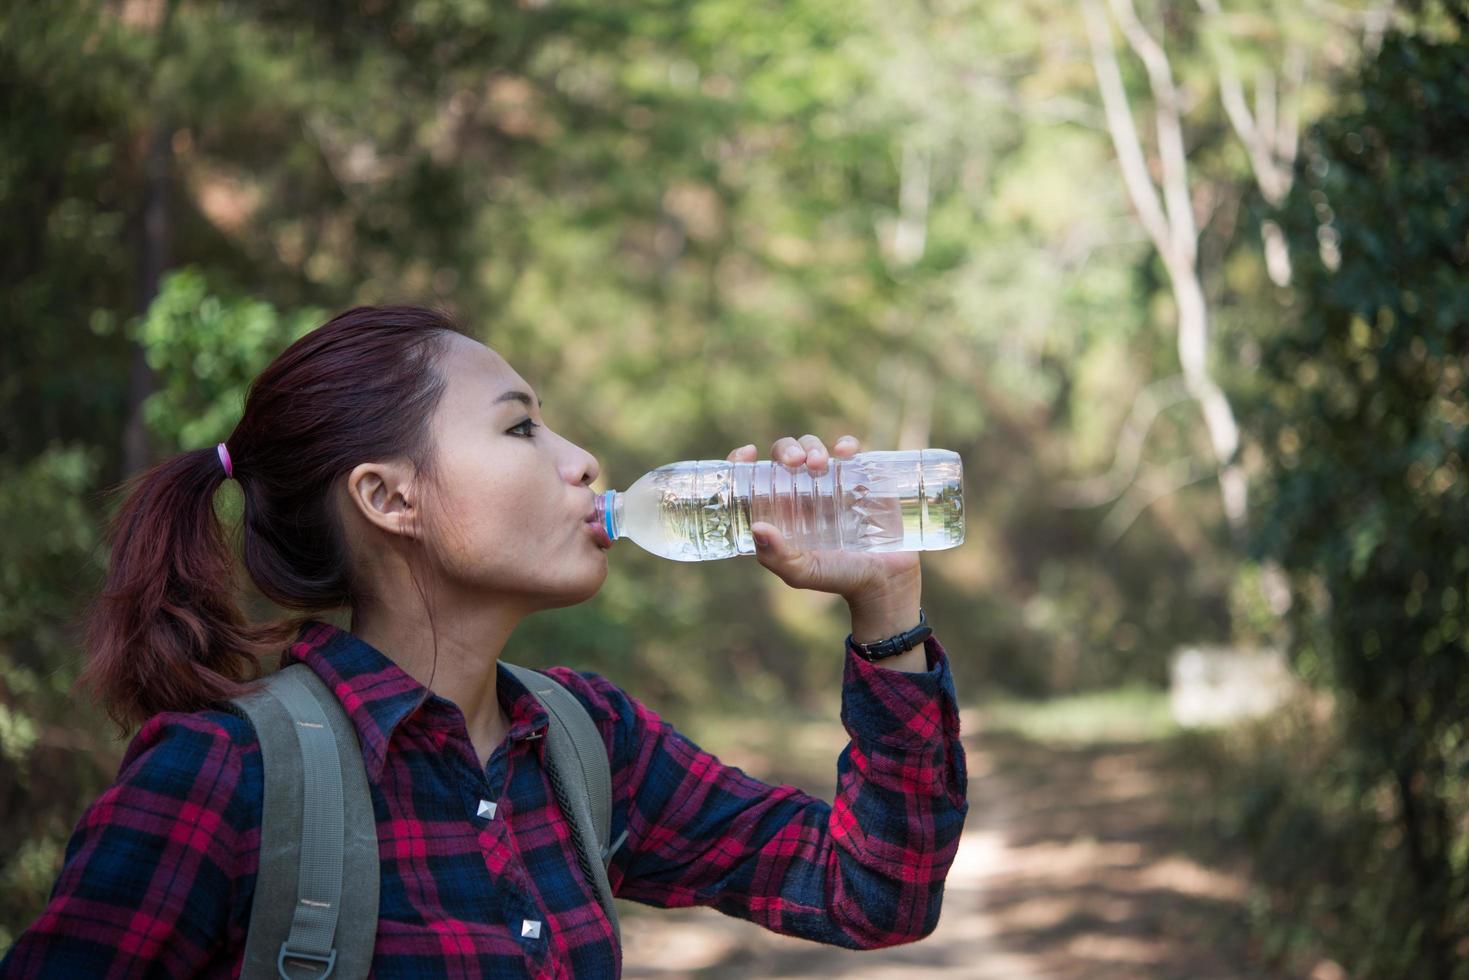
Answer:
[
  {"xmin": 477, "ymin": 799, "xmax": 498, "ymax": 819},
  {"xmin": 520, "ymin": 919, "xmax": 542, "ymax": 939}
]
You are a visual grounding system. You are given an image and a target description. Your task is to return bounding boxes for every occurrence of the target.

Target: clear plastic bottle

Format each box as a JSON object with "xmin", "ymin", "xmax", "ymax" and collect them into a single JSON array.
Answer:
[{"xmin": 593, "ymin": 449, "xmax": 964, "ymax": 562}]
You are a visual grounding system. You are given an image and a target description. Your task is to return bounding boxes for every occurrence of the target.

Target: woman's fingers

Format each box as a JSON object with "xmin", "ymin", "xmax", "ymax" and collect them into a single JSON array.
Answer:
[
  {"xmin": 727, "ymin": 443, "xmax": 758, "ymax": 463},
  {"xmin": 767, "ymin": 434, "xmax": 852, "ymax": 475},
  {"xmin": 769, "ymin": 436, "xmax": 804, "ymax": 467},
  {"xmin": 797, "ymin": 434, "xmax": 830, "ymax": 474}
]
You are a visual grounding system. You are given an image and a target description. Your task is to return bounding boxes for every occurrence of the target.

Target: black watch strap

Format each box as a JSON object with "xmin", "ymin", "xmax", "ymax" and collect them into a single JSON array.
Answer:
[{"xmin": 847, "ymin": 608, "xmax": 932, "ymax": 663}]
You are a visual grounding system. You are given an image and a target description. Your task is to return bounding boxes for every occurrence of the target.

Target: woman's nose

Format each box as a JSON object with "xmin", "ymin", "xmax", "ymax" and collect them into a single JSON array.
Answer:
[{"xmin": 566, "ymin": 445, "xmax": 599, "ymax": 486}]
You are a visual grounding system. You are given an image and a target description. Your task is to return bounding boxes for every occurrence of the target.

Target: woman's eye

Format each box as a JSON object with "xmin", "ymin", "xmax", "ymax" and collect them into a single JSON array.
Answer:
[{"xmin": 509, "ymin": 419, "xmax": 541, "ymax": 438}]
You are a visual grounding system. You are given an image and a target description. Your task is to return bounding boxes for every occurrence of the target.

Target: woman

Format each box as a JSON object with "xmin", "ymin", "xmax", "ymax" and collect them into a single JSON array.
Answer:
[{"xmin": 0, "ymin": 306, "xmax": 967, "ymax": 977}]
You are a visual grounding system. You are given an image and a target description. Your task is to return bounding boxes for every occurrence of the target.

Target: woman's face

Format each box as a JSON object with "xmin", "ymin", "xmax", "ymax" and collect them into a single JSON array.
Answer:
[{"xmin": 418, "ymin": 333, "xmax": 608, "ymax": 610}]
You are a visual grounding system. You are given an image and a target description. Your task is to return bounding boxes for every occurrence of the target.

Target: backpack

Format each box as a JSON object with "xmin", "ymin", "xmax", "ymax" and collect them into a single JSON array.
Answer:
[{"xmin": 224, "ymin": 662, "xmax": 624, "ymax": 980}]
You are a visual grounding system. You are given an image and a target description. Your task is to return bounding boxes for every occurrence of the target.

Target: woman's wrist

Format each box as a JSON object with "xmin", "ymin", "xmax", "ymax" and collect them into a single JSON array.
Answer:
[
  {"xmin": 846, "ymin": 595, "xmax": 923, "ymax": 645},
  {"xmin": 842, "ymin": 564, "xmax": 921, "ymax": 637},
  {"xmin": 845, "ymin": 590, "xmax": 928, "ymax": 673}
]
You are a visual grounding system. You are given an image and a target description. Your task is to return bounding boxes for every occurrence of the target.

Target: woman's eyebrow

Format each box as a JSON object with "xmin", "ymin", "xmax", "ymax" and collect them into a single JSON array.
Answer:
[{"xmin": 493, "ymin": 390, "xmax": 542, "ymax": 411}]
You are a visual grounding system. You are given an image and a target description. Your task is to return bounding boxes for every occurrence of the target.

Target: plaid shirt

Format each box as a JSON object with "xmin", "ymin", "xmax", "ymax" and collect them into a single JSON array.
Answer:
[{"xmin": 2, "ymin": 620, "xmax": 967, "ymax": 978}]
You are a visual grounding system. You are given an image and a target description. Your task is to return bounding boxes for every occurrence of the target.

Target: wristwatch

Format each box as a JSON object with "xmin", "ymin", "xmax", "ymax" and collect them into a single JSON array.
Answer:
[{"xmin": 847, "ymin": 608, "xmax": 932, "ymax": 663}]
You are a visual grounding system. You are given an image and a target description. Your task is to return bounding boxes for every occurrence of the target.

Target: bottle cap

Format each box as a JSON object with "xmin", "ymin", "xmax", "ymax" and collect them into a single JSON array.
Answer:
[{"xmin": 597, "ymin": 489, "xmax": 618, "ymax": 542}]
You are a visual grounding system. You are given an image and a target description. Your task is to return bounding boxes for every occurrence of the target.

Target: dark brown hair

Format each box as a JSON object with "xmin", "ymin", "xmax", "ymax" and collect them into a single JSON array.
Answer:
[{"xmin": 83, "ymin": 305, "xmax": 462, "ymax": 729}]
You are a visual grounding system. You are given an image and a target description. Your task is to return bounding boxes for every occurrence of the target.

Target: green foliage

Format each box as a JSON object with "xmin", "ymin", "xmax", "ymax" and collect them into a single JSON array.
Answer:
[
  {"xmin": 0, "ymin": 447, "xmax": 116, "ymax": 948},
  {"xmin": 0, "ymin": 0, "xmax": 145, "ymax": 469},
  {"xmin": 135, "ymin": 269, "xmax": 322, "ymax": 448},
  {"xmin": 0, "ymin": 447, "xmax": 99, "ymax": 636},
  {"xmin": 1246, "ymin": 7, "xmax": 1469, "ymax": 974}
]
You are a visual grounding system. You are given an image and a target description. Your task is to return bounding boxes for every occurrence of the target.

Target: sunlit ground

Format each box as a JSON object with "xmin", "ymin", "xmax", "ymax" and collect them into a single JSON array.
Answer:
[{"xmin": 617, "ymin": 691, "xmax": 1286, "ymax": 979}]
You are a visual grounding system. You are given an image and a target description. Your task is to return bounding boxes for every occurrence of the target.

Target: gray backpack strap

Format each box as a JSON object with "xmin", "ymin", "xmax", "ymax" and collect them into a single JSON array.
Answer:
[
  {"xmin": 225, "ymin": 665, "xmax": 380, "ymax": 979},
  {"xmin": 501, "ymin": 663, "xmax": 626, "ymax": 944}
]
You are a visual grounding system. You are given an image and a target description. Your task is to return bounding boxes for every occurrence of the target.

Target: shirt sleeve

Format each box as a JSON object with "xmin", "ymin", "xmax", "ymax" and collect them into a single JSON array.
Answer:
[
  {"xmin": 552, "ymin": 635, "xmax": 967, "ymax": 950},
  {"xmin": 0, "ymin": 711, "xmax": 254, "ymax": 978}
]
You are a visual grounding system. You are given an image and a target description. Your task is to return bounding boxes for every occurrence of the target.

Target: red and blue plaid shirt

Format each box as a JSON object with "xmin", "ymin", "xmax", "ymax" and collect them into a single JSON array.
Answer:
[{"xmin": 1, "ymin": 620, "xmax": 967, "ymax": 978}]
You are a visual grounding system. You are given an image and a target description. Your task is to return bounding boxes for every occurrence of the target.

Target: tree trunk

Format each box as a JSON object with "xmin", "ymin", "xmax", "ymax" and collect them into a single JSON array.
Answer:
[
  {"xmin": 123, "ymin": 124, "xmax": 172, "ymax": 476},
  {"xmin": 1167, "ymin": 254, "xmax": 1247, "ymax": 542},
  {"xmin": 1393, "ymin": 751, "xmax": 1453, "ymax": 980},
  {"xmin": 874, "ymin": 136, "xmax": 934, "ymax": 452},
  {"xmin": 1082, "ymin": 0, "xmax": 1252, "ymax": 542},
  {"xmin": 896, "ymin": 361, "xmax": 934, "ymax": 450}
]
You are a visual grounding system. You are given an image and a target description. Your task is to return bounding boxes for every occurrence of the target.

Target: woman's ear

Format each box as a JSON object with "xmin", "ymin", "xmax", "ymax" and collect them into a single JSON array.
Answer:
[{"xmin": 345, "ymin": 460, "xmax": 420, "ymax": 539}]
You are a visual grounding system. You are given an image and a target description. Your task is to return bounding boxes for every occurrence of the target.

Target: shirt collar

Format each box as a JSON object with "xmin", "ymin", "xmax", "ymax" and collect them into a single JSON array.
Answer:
[{"xmin": 281, "ymin": 620, "xmax": 551, "ymax": 779}]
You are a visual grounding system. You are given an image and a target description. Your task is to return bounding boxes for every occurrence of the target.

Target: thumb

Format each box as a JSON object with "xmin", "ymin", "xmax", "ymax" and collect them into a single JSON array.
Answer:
[{"xmin": 751, "ymin": 522, "xmax": 809, "ymax": 582}]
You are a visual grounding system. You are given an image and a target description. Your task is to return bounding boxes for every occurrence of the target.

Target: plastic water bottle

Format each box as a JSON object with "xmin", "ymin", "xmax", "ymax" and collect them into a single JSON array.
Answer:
[{"xmin": 593, "ymin": 449, "xmax": 964, "ymax": 562}]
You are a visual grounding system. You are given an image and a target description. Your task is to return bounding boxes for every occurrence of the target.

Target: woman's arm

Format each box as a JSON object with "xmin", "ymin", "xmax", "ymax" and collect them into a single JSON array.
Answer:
[
  {"xmin": 556, "ymin": 629, "xmax": 967, "ymax": 949},
  {"xmin": 0, "ymin": 711, "xmax": 255, "ymax": 978},
  {"xmin": 549, "ymin": 431, "xmax": 966, "ymax": 946}
]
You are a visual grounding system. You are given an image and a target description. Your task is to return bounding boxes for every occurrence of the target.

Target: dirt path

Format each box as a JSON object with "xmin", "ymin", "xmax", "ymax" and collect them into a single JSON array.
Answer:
[{"xmin": 619, "ymin": 723, "xmax": 1268, "ymax": 979}]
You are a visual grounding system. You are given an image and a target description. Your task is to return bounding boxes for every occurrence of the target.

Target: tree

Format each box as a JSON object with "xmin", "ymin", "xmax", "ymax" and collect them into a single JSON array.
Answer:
[
  {"xmin": 1077, "ymin": 0, "xmax": 1249, "ymax": 545},
  {"xmin": 1250, "ymin": 4, "xmax": 1469, "ymax": 973}
]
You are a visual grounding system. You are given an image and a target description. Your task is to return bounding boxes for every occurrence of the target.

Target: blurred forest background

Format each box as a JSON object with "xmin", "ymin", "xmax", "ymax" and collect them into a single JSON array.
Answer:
[{"xmin": 3, "ymin": 0, "xmax": 1467, "ymax": 975}]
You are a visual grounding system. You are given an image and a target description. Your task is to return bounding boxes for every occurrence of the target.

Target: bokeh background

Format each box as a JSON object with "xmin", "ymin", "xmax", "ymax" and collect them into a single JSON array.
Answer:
[{"xmin": 3, "ymin": 0, "xmax": 1467, "ymax": 976}]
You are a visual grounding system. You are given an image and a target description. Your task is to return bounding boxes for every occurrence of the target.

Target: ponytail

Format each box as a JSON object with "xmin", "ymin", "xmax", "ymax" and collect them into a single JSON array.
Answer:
[
  {"xmin": 82, "ymin": 446, "xmax": 287, "ymax": 731},
  {"xmin": 82, "ymin": 306, "xmax": 461, "ymax": 731}
]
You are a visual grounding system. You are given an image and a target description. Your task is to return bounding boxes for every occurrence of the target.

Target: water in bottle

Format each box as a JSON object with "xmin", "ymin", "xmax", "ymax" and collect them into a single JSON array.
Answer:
[{"xmin": 593, "ymin": 449, "xmax": 964, "ymax": 562}]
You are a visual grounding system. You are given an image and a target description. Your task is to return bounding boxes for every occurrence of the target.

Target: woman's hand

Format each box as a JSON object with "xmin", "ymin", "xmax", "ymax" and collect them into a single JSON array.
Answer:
[{"xmin": 726, "ymin": 435, "xmax": 921, "ymax": 610}]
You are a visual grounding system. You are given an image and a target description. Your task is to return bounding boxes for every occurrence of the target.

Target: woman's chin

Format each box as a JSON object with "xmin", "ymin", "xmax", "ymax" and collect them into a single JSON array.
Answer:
[
  {"xmin": 531, "ymin": 565, "xmax": 608, "ymax": 610},
  {"xmin": 570, "ymin": 566, "xmax": 609, "ymax": 604}
]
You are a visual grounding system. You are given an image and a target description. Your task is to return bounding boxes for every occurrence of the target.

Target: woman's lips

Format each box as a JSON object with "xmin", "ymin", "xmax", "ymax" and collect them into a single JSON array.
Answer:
[{"xmin": 584, "ymin": 519, "xmax": 614, "ymax": 550}]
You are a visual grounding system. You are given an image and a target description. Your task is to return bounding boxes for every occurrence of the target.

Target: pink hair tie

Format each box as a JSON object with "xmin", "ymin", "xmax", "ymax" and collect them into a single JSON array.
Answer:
[{"xmin": 216, "ymin": 442, "xmax": 235, "ymax": 479}]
